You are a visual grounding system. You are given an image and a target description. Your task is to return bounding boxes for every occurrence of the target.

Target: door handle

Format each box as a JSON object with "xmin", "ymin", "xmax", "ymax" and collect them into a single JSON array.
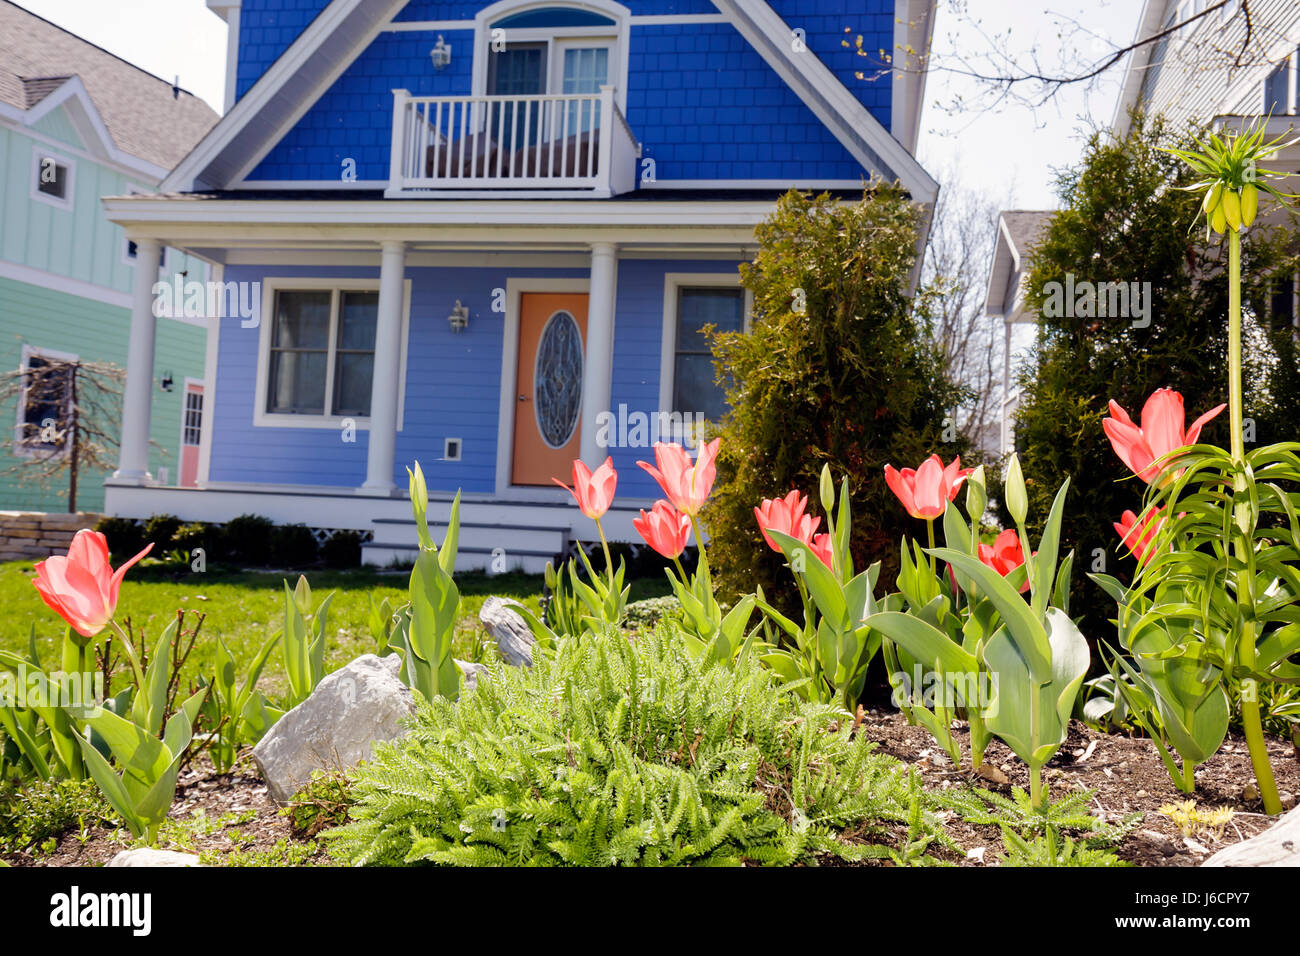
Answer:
[{"xmin": 518, "ymin": 394, "xmax": 529, "ymax": 402}]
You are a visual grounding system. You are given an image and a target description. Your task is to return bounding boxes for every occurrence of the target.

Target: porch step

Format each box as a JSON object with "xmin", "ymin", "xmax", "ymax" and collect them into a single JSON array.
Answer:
[{"xmin": 363, "ymin": 518, "xmax": 569, "ymax": 574}]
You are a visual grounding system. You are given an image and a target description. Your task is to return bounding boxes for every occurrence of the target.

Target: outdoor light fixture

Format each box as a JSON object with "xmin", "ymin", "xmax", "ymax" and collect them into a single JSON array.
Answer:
[
  {"xmin": 431, "ymin": 35, "xmax": 452, "ymax": 70},
  {"xmin": 160, "ymin": 372, "xmax": 175, "ymax": 392},
  {"xmin": 448, "ymin": 300, "xmax": 469, "ymax": 333}
]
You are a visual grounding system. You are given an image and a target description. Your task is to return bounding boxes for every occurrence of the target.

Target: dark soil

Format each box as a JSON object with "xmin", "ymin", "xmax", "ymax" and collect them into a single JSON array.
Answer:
[
  {"xmin": 856, "ymin": 709, "xmax": 1300, "ymax": 866},
  {"xmin": 4, "ymin": 716, "xmax": 1297, "ymax": 867},
  {"xmin": 1, "ymin": 755, "xmax": 329, "ymax": 868}
]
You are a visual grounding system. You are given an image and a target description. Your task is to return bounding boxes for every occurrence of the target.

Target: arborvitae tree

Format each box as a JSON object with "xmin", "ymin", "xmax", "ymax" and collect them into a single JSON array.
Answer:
[
  {"xmin": 705, "ymin": 186, "xmax": 971, "ymax": 602},
  {"xmin": 1013, "ymin": 111, "xmax": 1299, "ymax": 643}
]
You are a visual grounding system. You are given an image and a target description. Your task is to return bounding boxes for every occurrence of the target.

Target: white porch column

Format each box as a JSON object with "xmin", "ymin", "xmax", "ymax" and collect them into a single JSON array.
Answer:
[
  {"xmin": 115, "ymin": 238, "xmax": 161, "ymax": 482},
  {"xmin": 581, "ymin": 241, "xmax": 617, "ymax": 467},
  {"xmin": 361, "ymin": 240, "xmax": 407, "ymax": 495}
]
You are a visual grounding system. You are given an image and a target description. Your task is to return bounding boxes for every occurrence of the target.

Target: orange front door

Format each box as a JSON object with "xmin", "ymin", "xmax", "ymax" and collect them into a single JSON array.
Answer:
[{"xmin": 512, "ymin": 293, "xmax": 589, "ymax": 486}]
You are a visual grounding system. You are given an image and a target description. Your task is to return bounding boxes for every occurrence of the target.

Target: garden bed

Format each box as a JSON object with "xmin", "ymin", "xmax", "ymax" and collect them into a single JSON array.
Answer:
[{"xmin": 7, "ymin": 714, "xmax": 1294, "ymax": 868}]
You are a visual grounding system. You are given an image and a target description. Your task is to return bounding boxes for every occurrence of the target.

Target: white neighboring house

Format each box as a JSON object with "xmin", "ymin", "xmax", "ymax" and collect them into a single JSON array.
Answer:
[
  {"xmin": 983, "ymin": 210, "xmax": 1052, "ymax": 456},
  {"xmin": 987, "ymin": 0, "xmax": 1300, "ymax": 456}
]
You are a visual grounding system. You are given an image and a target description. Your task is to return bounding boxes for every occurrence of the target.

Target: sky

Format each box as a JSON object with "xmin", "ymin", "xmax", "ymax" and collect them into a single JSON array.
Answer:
[{"xmin": 17, "ymin": 0, "xmax": 1145, "ymax": 210}]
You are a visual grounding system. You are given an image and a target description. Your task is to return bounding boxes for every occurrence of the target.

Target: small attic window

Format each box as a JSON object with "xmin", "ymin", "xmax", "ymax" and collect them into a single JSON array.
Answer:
[
  {"xmin": 493, "ymin": 8, "xmax": 616, "ymax": 29},
  {"xmin": 32, "ymin": 150, "xmax": 73, "ymax": 208}
]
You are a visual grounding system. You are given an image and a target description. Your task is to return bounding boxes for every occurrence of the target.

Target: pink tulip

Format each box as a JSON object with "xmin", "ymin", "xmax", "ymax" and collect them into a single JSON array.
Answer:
[
  {"xmin": 809, "ymin": 533, "xmax": 835, "ymax": 570},
  {"xmin": 638, "ymin": 438, "xmax": 720, "ymax": 518},
  {"xmin": 1103, "ymin": 388, "xmax": 1225, "ymax": 484},
  {"xmin": 554, "ymin": 457, "xmax": 618, "ymax": 520},
  {"xmin": 633, "ymin": 500, "xmax": 692, "ymax": 560},
  {"xmin": 753, "ymin": 490, "xmax": 821, "ymax": 553},
  {"xmin": 1114, "ymin": 507, "xmax": 1166, "ymax": 565},
  {"xmin": 32, "ymin": 530, "xmax": 153, "ymax": 638},
  {"xmin": 884, "ymin": 455, "xmax": 973, "ymax": 520},
  {"xmin": 978, "ymin": 529, "xmax": 1030, "ymax": 593}
]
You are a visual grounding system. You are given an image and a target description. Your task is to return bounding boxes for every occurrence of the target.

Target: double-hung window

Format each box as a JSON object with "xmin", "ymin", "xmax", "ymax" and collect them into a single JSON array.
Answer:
[
  {"xmin": 258, "ymin": 282, "xmax": 406, "ymax": 427},
  {"xmin": 661, "ymin": 276, "xmax": 750, "ymax": 425}
]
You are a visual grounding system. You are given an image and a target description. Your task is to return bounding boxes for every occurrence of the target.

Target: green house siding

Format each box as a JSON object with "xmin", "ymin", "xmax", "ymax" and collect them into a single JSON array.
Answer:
[{"xmin": 0, "ymin": 276, "xmax": 205, "ymax": 513}]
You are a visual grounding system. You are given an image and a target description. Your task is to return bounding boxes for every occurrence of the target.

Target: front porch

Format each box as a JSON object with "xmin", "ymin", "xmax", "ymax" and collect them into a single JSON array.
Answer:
[{"xmin": 100, "ymin": 195, "xmax": 769, "ymax": 567}]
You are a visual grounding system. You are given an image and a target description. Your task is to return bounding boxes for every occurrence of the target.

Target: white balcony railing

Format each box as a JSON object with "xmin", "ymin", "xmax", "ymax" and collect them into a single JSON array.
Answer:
[{"xmin": 387, "ymin": 85, "xmax": 639, "ymax": 197}]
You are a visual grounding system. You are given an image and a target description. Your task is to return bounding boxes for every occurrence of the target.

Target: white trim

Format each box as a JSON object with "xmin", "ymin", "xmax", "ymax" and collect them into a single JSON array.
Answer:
[
  {"xmin": 224, "ymin": 249, "xmax": 592, "ymax": 267},
  {"xmin": 471, "ymin": 0, "xmax": 632, "ymax": 114},
  {"xmin": 253, "ymin": 276, "xmax": 411, "ymax": 430},
  {"xmin": 198, "ymin": 265, "xmax": 223, "ymax": 486},
  {"xmin": 639, "ymin": 178, "xmax": 868, "ymax": 190},
  {"xmin": 495, "ymin": 276, "xmax": 591, "ymax": 498},
  {"xmin": 657, "ymin": 272, "xmax": 751, "ymax": 420},
  {"xmin": 629, "ymin": 14, "xmax": 727, "ymax": 24},
  {"xmin": 384, "ymin": 14, "xmax": 727, "ymax": 30},
  {"xmin": 13, "ymin": 344, "xmax": 78, "ymax": 460},
  {"xmin": 384, "ymin": 20, "xmax": 474, "ymax": 32},
  {"xmin": 0, "ymin": 259, "xmax": 131, "ymax": 309},
  {"xmin": 10, "ymin": 75, "xmax": 171, "ymax": 181},
  {"xmin": 231, "ymin": 179, "xmax": 390, "ymax": 190},
  {"xmin": 164, "ymin": 0, "xmax": 408, "ymax": 192},
  {"xmin": 29, "ymin": 144, "xmax": 75, "ymax": 211}
]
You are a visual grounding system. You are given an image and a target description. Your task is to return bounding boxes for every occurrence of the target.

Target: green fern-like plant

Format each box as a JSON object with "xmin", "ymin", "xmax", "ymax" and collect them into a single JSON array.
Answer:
[{"xmin": 323, "ymin": 624, "xmax": 956, "ymax": 866}]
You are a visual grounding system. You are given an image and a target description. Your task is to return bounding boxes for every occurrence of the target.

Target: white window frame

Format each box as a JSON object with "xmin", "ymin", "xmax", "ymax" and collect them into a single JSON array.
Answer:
[
  {"xmin": 180, "ymin": 378, "xmax": 205, "ymax": 450},
  {"xmin": 30, "ymin": 145, "xmax": 75, "ymax": 211},
  {"xmin": 13, "ymin": 344, "xmax": 78, "ymax": 460},
  {"xmin": 658, "ymin": 273, "xmax": 752, "ymax": 421},
  {"xmin": 253, "ymin": 277, "xmax": 411, "ymax": 430},
  {"xmin": 472, "ymin": 0, "xmax": 631, "ymax": 113}
]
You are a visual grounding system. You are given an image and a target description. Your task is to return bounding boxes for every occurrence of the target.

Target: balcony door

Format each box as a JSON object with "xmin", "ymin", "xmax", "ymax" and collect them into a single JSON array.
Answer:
[{"xmin": 487, "ymin": 38, "xmax": 613, "ymax": 144}]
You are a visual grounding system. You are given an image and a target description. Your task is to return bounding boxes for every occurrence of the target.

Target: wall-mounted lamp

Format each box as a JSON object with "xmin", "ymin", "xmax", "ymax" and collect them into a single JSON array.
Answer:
[
  {"xmin": 448, "ymin": 300, "xmax": 470, "ymax": 333},
  {"xmin": 431, "ymin": 35, "xmax": 452, "ymax": 70},
  {"xmin": 160, "ymin": 372, "xmax": 175, "ymax": 393}
]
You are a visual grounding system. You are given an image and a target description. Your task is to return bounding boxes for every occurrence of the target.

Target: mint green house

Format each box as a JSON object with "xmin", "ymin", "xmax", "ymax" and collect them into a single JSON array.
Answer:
[{"xmin": 0, "ymin": 1, "xmax": 217, "ymax": 512}]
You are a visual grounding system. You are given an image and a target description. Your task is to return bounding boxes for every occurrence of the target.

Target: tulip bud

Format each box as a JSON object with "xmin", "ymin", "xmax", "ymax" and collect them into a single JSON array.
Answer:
[
  {"xmin": 819, "ymin": 463, "xmax": 835, "ymax": 515},
  {"xmin": 1240, "ymin": 182, "xmax": 1258, "ymax": 227},
  {"xmin": 1005, "ymin": 455, "xmax": 1028, "ymax": 528},
  {"xmin": 965, "ymin": 465, "xmax": 987, "ymax": 525}
]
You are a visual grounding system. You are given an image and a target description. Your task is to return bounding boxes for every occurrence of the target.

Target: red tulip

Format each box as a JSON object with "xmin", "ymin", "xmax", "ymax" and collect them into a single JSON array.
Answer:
[
  {"xmin": 809, "ymin": 533, "xmax": 835, "ymax": 570},
  {"xmin": 32, "ymin": 529, "xmax": 153, "ymax": 637},
  {"xmin": 978, "ymin": 529, "xmax": 1029, "ymax": 593},
  {"xmin": 1103, "ymin": 388, "xmax": 1225, "ymax": 484},
  {"xmin": 1114, "ymin": 507, "xmax": 1166, "ymax": 565},
  {"xmin": 554, "ymin": 457, "xmax": 618, "ymax": 520},
  {"xmin": 633, "ymin": 500, "xmax": 692, "ymax": 560},
  {"xmin": 753, "ymin": 490, "xmax": 821, "ymax": 553},
  {"xmin": 884, "ymin": 455, "xmax": 973, "ymax": 520},
  {"xmin": 638, "ymin": 438, "xmax": 720, "ymax": 518}
]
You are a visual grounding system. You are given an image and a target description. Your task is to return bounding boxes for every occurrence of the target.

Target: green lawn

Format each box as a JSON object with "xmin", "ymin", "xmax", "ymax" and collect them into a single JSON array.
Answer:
[{"xmin": 0, "ymin": 560, "xmax": 669, "ymax": 704}]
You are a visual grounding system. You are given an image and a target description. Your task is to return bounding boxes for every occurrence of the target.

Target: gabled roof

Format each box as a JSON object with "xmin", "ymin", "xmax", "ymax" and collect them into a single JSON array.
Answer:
[
  {"xmin": 984, "ymin": 209, "xmax": 1053, "ymax": 318},
  {"xmin": 164, "ymin": 0, "xmax": 938, "ymax": 204},
  {"xmin": 0, "ymin": 1, "xmax": 218, "ymax": 173}
]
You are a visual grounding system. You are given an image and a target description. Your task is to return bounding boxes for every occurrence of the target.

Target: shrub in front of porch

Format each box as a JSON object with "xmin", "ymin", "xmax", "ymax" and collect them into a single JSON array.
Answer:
[{"xmin": 705, "ymin": 186, "xmax": 972, "ymax": 606}]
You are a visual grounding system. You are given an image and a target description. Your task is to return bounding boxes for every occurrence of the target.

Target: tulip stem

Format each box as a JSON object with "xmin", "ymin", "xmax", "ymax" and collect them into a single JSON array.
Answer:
[
  {"xmin": 926, "ymin": 519, "xmax": 937, "ymax": 578},
  {"xmin": 594, "ymin": 518, "xmax": 615, "ymax": 592},
  {"xmin": 1228, "ymin": 226, "xmax": 1282, "ymax": 816}
]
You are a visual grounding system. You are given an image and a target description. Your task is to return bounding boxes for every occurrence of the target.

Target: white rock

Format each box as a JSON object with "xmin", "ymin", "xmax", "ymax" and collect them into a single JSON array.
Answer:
[
  {"xmin": 479, "ymin": 596, "xmax": 535, "ymax": 667},
  {"xmin": 252, "ymin": 654, "xmax": 417, "ymax": 803},
  {"xmin": 107, "ymin": 849, "xmax": 200, "ymax": 867},
  {"xmin": 1203, "ymin": 804, "xmax": 1300, "ymax": 867}
]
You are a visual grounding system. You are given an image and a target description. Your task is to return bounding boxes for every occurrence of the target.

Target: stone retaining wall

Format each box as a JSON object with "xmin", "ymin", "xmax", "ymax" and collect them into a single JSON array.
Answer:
[{"xmin": 0, "ymin": 511, "xmax": 102, "ymax": 563}]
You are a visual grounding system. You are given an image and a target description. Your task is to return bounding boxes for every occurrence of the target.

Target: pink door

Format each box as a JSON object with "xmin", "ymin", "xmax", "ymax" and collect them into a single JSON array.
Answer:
[{"xmin": 180, "ymin": 382, "xmax": 203, "ymax": 488}]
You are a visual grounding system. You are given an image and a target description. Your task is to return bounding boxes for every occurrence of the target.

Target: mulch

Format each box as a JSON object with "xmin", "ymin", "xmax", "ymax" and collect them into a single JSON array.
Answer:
[{"xmin": 4, "ymin": 715, "xmax": 1297, "ymax": 867}]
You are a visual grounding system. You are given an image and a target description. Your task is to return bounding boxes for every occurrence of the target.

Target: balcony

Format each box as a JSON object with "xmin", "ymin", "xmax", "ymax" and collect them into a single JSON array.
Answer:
[{"xmin": 386, "ymin": 86, "xmax": 639, "ymax": 198}]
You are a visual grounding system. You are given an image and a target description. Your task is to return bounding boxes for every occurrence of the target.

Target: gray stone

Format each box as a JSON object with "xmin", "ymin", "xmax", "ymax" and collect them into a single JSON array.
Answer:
[
  {"xmin": 479, "ymin": 596, "xmax": 535, "ymax": 667},
  {"xmin": 253, "ymin": 654, "xmax": 417, "ymax": 803},
  {"xmin": 107, "ymin": 849, "xmax": 200, "ymax": 867},
  {"xmin": 1203, "ymin": 804, "xmax": 1300, "ymax": 867},
  {"xmin": 457, "ymin": 659, "xmax": 489, "ymax": 691}
]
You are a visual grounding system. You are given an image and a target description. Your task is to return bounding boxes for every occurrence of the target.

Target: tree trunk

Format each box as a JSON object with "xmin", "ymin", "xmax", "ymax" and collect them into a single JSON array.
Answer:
[{"xmin": 67, "ymin": 364, "xmax": 79, "ymax": 514}]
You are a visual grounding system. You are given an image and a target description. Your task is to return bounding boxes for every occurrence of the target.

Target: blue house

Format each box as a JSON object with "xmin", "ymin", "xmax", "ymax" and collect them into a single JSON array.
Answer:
[{"xmin": 102, "ymin": 0, "xmax": 938, "ymax": 570}]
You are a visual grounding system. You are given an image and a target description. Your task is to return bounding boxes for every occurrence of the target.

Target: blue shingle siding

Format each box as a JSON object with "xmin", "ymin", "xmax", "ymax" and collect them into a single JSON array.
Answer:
[
  {"xmin": 207, "ymin": 259, "xmax": 743, "ymax": 495},
  {"xmin": 237, "ymin": 1, "xmax": 895, "ymax": 183}
]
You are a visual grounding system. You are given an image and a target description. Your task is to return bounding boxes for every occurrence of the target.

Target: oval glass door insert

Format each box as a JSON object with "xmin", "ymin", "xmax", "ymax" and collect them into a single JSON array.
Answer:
[{"xmin": 533, "ymin": 310, "xmax": 584, "ymax": 449}]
